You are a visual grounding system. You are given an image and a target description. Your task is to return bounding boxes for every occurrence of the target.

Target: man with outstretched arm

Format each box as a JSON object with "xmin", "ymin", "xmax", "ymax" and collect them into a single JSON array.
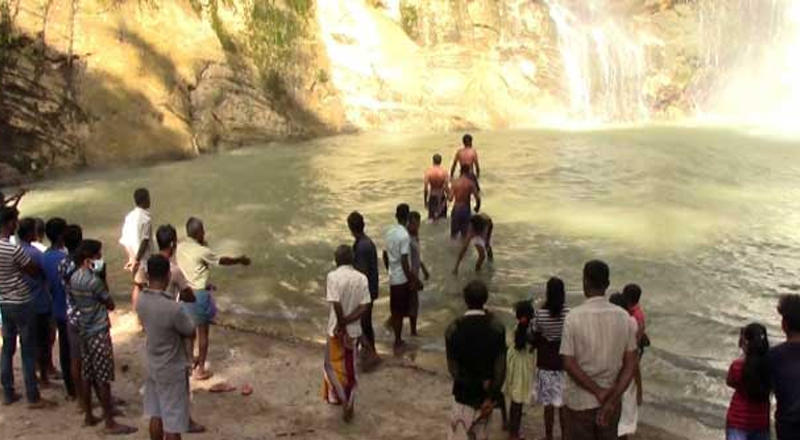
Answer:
[
  {"xmin": 424, "ymin": 154, "xmax": 450, "ymax": 222},
  {"xmin": 177, "ymin": 217, "xmax": 250, "ymax": 381},
  {"xmin": 560, "ymin": 260, "xmax": 638, "ymax": 440}
]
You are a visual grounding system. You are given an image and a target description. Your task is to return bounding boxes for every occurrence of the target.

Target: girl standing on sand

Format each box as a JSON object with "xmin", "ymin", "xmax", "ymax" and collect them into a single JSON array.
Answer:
[
  {"xmin": 532, "ymin": 278, "xmax": 570, "ymax": 440},
  {"xmin": 725, "ymin": 323, "xmax": 771, "ymax": 440},
  {"xmin": 504, "ymin": 300, "xmax": 535, "ymax": 440}
]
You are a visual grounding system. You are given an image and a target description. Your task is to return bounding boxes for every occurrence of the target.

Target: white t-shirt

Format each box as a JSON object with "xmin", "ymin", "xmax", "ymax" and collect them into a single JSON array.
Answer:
[
  {"xmin": 119, "ymin": 207, "xmax": 153, "ymax": 262},
  {"xmin": 384, "ymin": 224, "xmax": 411, "ymax": 286},
  {"xmin": 326, "ymin": 265, "xmax": 371, "ymax": 338}
]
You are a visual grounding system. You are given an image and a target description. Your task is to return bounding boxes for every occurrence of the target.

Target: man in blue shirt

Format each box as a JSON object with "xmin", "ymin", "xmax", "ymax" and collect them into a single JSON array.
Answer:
[
  {"xmin": 17, "ymin": 218, "xmax": 53, "ymax": 387},
  {"xmin": 41, "ymin": 217, "xmax": 76, "ymax": 399}
]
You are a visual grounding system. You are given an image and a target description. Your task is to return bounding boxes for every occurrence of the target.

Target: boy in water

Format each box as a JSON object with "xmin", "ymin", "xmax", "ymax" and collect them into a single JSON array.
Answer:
[
  {"xmin": 453, "ymin": 213, "xmax": 493, "ymax": 275},
  {"xmin": 406, "ymin": 212, "xmax": 430, "ymax": 336}
]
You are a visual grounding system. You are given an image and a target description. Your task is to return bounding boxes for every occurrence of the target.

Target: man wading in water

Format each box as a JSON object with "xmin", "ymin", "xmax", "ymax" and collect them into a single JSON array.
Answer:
[
  {"xmin": 450, "ymin": 134, "xmax": 481, "ymax": 192},
  {"xmin": 424, "ymin": 154, "xmax": 450, "ymax": 222},
  {"xmin": 450, "ymin": 164, "xmax": 481, "ymax": 241}
]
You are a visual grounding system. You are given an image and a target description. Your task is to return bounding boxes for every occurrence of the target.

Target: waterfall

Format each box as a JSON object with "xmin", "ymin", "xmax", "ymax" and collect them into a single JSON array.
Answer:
[
  {"xmin": 696, "ymin": 0, "xmax": 800, "ymax": 128},
  {"xmin": 544, "ymin": 0, "xmax": 649, "ymax": 123}
]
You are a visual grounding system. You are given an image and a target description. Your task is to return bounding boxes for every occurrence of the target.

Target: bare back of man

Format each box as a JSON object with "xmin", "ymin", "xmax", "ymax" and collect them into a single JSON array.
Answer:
[
  {"xmin": 425, "ymin": 154, "xmax": 450, "ymax": 222},
  {"xmin": 449, "ymin": 173, "xmax": 479, "ymax": 239}
]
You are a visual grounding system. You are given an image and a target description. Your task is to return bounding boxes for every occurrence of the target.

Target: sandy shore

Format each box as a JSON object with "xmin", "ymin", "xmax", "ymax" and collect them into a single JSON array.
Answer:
[{"xmin": 0, "ymin": 310, "xmax": 690, "ymax": 440}]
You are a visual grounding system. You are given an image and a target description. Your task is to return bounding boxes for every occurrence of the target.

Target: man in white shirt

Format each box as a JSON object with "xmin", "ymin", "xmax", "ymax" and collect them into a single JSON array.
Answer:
[
  {"xmin": 382, "ymin": 203, "xmax": 420, "ymax": 351},
  {"xmin": 322, "ymin": 245, "xmax": 371, "ymax": 422},
  {"xmin": 560, "ymin": 260, "xmax": 638, "ymax": 440},
  {"xmin": 119, "ymin": 188, "xmax": 153, "ymax": 311}
]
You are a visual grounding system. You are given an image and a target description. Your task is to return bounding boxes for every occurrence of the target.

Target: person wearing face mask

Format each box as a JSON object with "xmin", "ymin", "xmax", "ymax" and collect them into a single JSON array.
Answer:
[{"xmin": 69, "ymin": 239, "xmax": 137, "ymax": 435}]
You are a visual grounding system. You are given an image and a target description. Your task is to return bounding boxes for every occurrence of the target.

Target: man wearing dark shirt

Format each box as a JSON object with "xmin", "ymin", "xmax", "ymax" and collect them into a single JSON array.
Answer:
[
  {"xmin": 445, "ymin": 280, "xmax": 506, "ymax": 440},
  {"xmin": 347, "ymin": 211, "xmax": 380, "ymax": 364},
  {"xmin": 770, "ymin": 294, "xmax": 800, "ymax": 440}
]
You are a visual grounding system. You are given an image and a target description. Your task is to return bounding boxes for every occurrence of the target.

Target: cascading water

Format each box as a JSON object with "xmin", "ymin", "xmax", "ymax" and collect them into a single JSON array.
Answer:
[
  {"xmin": 695, "ymin": 0, "xmax": 800, "ymax": 129},
  {"xmin": 544, "ymin": 0, "xmax": 650, "ymax": 123}
]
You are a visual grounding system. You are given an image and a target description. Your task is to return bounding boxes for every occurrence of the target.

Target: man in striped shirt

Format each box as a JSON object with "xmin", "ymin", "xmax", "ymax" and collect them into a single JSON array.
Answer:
[{"xmin": 0, "ymin": 207, "xmax": 51, "ymax": 408}]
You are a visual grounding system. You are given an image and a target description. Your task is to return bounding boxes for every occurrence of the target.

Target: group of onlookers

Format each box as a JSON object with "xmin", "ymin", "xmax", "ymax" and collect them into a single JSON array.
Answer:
[
  {"xmin": 0, "ymin": 188, "xmax": 250, "ymax": 438},
  {"xmin": 724, "ymin": 294, "xmax": 800, "ymax": 440}
]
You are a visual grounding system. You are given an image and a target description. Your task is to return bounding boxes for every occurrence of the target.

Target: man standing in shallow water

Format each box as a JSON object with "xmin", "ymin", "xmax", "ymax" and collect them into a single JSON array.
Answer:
[
  {"xmin": 450, "ymin": 134, "xmax": 481, "ymax": 192},
  {"xmin": 383, "ymin": 204, "xmax": 420, "ymax": 351},
  {"xmin": 424, "ymin": 154, "xmax": 450, "ymax": 222},
  {"xmin": 450, "ymin": 164, "xmax": 481, "ymax": 241},
  {"xmin": 347, "ymin": 211, "xmax": 380, "ymax": 365}
]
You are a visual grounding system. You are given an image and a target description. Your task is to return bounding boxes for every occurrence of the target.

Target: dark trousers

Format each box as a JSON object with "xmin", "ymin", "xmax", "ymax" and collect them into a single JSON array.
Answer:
[
  {"xmin": 34, "ymin": 312, "xmax": 52, "ymax": 378},
  {"xmin": 360, "ymin": 302, "xmax": 375, "ymax": 347},
  {"xmin": 564, "ymin": 406, "xmax": 621, "ymax": 440},
  {"xmin": 508, "ymin": 401, "xmax": 524, "ymax": 436},
  {"xmin": 1, "ymin": 302, "xmax": 40, "ymax": 403},
  {"xmin": 55, "ymin": 319, "xmax": 75, "ymax": 396}
]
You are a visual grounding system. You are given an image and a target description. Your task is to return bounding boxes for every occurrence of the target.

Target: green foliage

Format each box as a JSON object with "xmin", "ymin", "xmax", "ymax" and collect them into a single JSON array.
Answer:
[
  {"xmin": 245, "ymin": 0, "xmax": 312, "ymax": 97},
  {"xmin": 0, "ymin": 1, "xmax": 12, "ymax": 51},
  {"xmin": 400, "ymin": 1, "xmax": 419, "ymax": 40}
]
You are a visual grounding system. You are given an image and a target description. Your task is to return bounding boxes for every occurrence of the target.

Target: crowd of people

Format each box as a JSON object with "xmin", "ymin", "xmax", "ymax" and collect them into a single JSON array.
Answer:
[
  {"xmin": 0, "ymin": 187, "xmax": 250, "ymax": 438},
  {"xmin": 2, "ymin": 133, "xmax": 800, "ymax": 440}
]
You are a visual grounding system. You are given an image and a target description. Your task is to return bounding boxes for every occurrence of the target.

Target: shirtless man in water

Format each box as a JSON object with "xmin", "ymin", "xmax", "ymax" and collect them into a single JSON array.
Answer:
[
  {"xmin": 453, "ymin": 213, "xmax": 494, "ymax": 275},
  {"xmin": 449, "ymin": 164, "xmax": 481, "ymax": 240},
  {"xmin": 424, "ymin": 154, "xmax": 450, "ymax": 222},
  {"xmin": 450, "ymin": 134, "xmax": 481, "ymax": 191}
]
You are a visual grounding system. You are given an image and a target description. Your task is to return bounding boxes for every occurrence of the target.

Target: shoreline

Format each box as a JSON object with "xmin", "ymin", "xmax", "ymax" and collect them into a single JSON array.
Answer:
[{"xmin": 1, "ymin": 308, "xmax": 692, "ymax": 440}]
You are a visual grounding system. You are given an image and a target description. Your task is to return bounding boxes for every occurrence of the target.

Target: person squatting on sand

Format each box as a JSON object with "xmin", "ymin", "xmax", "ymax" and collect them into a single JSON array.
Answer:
[{"xmin": 322, "ymin": 245, "xmax": 371, "ymax": 422}]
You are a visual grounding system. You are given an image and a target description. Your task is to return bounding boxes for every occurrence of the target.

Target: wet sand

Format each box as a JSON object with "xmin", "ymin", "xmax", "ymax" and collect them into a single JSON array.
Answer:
[{"xmin": 0, "ymin": 310, "xmax": 691, "ymax": 440}]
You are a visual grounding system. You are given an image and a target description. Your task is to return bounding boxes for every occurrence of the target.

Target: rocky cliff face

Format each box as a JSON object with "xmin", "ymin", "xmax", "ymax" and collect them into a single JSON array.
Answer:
[
  {"xmin": 1, "ymin": 0, "xmax": 345, "ymax": 184},
  {"xmin": 1, "ymin": 0, "xmax": 787, "ymax": 182}
]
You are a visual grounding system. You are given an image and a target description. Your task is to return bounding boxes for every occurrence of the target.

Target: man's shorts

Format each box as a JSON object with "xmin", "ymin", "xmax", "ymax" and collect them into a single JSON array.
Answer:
[
  {"xmin": 144, "ymin": 374, "xmax": 191, "ymax": 434},
  {"xmin": 134, "ymin": 263, "xmax": 148, "ymax": 286},
  {"xmin": 182, "ymin": 290, "xmax": 216, "ymax": 326}
]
